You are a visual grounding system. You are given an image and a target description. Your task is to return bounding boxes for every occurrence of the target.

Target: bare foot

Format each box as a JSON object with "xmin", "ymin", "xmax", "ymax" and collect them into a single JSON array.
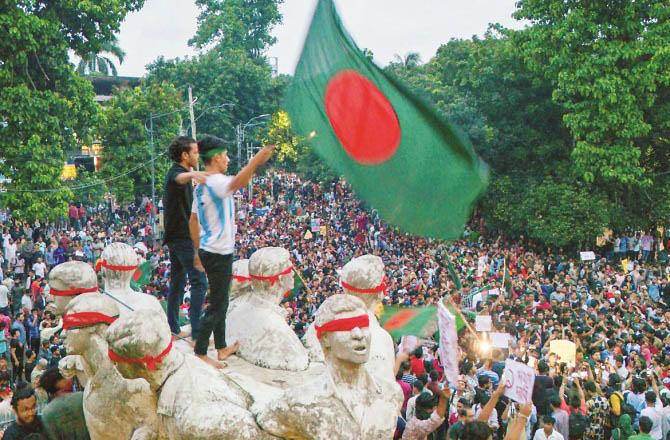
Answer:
[
  {"xmin": 195, "ymin": 354, "xmax": 226, "ymax": 369},
  {"xmin": 217, "ymin": 341, "xmax": 240, "ymax": 361},
  {"xmin": 176, "ymin": 330, "xmax": 191, "ymax": 339}
]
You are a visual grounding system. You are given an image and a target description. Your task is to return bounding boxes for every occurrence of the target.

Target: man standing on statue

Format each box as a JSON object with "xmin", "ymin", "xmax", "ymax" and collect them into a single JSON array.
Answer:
[
  {"xmin": 190, "ymin": 135, "xmax": 274, "ymax": 368},
  {"xmin": 163, "ymin": 136, "xmax": 210, "ymax": 343}
]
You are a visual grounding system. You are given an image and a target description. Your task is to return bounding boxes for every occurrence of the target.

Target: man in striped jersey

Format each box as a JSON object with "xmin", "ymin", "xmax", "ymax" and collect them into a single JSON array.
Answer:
[{"xmin": 189, "ymin": 135, "xmax": 274, "ymax": 368}]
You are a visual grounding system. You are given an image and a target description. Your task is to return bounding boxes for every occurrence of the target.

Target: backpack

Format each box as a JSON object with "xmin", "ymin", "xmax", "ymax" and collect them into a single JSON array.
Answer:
[
  {"xmin": 569, "ymin": 408, "xmax": 589, "ymax": 439},
  {"xmin": 613, "ymin": 392, "xmax": 638, "ymax": 419}
]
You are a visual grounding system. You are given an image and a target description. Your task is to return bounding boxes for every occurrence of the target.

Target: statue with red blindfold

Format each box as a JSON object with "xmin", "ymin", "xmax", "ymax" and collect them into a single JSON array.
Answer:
[
  {"xmin": 256, "ymin": 293, "xmax": 399, "ymax": 440},
  {"xmin": 226, "ymin": 247, "xmax": 309, "ymax": 371}
]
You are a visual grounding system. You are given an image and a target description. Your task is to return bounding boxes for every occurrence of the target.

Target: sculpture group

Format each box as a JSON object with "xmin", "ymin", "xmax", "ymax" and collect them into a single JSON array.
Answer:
[{"xmin": 51, "ymin": 243, "xmax": 402, "ymax": 439}]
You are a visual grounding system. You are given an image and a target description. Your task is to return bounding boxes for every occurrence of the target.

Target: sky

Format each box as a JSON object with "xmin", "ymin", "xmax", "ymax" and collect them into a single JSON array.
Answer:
[{"xmin": 115, "ymin": 0, "xmax": 525, "ymax": 78}]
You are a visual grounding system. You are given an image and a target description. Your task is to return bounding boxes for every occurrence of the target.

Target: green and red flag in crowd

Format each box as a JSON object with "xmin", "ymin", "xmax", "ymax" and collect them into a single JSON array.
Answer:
[
  {"xmin": 285, "ymin": 0, "xmax": 488, "ymax": 239},
  {"xmin": 283, "ymin": 273, "xmax": 304, "ymax": 302},
  {"xmin": 130, "ymin": 260, "xmax": 152, "ymax": 291},
  {"xmin": 380, "ymin": 305, "xmax": 438, "ymax": 339}
]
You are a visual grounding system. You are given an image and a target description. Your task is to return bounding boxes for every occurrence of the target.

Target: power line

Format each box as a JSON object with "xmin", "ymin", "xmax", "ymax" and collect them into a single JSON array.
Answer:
[{"xmin": 0, "ymin": 151, "xmax": 167, "ymax": 194}]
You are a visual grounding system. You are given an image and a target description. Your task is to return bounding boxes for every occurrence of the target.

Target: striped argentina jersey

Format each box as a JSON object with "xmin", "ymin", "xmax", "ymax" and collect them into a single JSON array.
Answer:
[{"xmin": 191, "ymin": 174, "xmax": 236, "ymax": 255}]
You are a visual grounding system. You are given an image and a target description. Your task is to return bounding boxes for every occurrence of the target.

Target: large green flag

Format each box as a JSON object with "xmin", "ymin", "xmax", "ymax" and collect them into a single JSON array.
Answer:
[{"xmin": 285, "ymin": 0, "xmax": 488, "ymax": 239}]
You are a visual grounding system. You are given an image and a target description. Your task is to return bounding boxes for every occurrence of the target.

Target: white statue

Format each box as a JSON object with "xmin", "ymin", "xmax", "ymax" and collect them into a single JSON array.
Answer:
[
  {"xmin": 256, "ymin": 294, "xmax": 399, "ymax": 440},
  {"xmin": 48, "ymin": 261, "xmax": 98, "ymax": 316},
  {"xmin": 226, "ymin": 248, "xmax": 309, "ymax": 371},
  {"xmin": 48, "ymin": 261, "xmax": 98, "ymax": 387},
  {"xmin": 63, "ymin": 293, "xmax": 159, "ymax": 440},
  {"xmin": 106, "ymin": 308, "xmax": 274, "ymax": 440},
  {"xmin": 304, "ymin": 255, "xmax": 397, "ymax": 383},
  {"xmin": 229, "ymin": 259, "xmax": 251, "ymax": 305},
  {"xmin": 98, "ymin": 242, "xmax": 164, "ymax": 317}
]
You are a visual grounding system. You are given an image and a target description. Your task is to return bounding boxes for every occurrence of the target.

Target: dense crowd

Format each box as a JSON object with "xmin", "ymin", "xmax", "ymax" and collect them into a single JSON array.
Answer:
[{"xmin": 0, "ymin": 172, "xmax": 668, "ymax": 439}]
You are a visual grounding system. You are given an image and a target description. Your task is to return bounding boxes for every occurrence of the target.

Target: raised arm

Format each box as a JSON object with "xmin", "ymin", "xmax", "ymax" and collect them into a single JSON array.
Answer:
[{"xmin": 228, "ymin": 145, "xmax": 275, "ymax": 193}]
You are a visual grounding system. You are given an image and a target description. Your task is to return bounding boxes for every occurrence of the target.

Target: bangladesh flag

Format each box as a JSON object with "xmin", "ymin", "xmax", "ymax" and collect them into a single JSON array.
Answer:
[
  {"xmin": 285, "ymin": 0, "xmax": 488, "ymax": 239},
  {"xmin": 130, "ymin": 261, "xmax": 152, "ymax": 291},
  {"xmin": 380, "ymin": 305, "xmax": 437, "ymax": 339},
  {"xmin": 283, "ymin": 273, "xmax": 304, "ymax": 302}
]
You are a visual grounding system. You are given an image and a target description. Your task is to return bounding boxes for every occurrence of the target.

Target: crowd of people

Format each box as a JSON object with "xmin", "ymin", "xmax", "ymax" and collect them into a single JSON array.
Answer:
[{"xmin": 0, "ymin": 169, "xmax": 668, "ymax": 439}]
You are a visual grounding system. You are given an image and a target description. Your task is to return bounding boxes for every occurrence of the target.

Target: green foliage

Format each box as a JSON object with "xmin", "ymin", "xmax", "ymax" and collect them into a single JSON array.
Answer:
[
  {"xmin": 98, "ymin": 83, "xmax": 183, "ymax": 204},
  {"xmin": 146, "ymin": 50, "xmax": 283, "ymax": 150},
  {"xmin": 0, "ymin": 1, "xmax": 139, "ymax": 220},
  {"xmin": 514, "ymin": 0, "xmax": 670, "ymax": 188},
  {"xmin": 523, "ymin": 181, "xmax": 611, "ymax": 248},
  {"xmin": 262, "ymin": 111, "xmax": 300, "ymax": 165},
  {"xmin": 189, "ymin": 0, "xmax": 283, "ymax": 58},
  {"xmin": 67, "ymin": 170, "xmax": 109, "ymax": 206}
]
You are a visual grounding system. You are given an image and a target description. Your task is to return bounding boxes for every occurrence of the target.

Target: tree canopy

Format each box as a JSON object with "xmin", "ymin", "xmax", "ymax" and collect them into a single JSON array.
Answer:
[{"xmin": 0, "ymin": 0, "xmax": 144, "ymax": 221}]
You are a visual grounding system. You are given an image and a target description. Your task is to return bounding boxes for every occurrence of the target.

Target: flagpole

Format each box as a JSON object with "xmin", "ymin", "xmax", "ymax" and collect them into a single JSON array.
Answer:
[
  {"xmin": 501, "ymin": 256, "xmax": 507, "ymax": 296},
  {"xmin": 292, "ymin": 267, "xmax": 313, "ymax": 296},
  {"xmin": 444, "ymin": 295, "xmax": 479, "ymax": 339}
]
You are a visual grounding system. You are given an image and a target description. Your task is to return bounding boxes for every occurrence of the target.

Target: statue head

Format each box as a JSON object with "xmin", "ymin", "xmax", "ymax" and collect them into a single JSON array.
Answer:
[
  {"xmin": 48, "ymin": 261, "xmax": 98, "ymax": 316},
  {"xmin": 99, "ymin": 243, "xmax": 140, "ymax": 290},
  {"xmin": 106, "ymin": 309, "xmax": 174, "ymax": 384},
  {"xmin": 230, "ymin": 259, "xmax": 251, "ymax": 302},
  {"xmin": 340, "ymin": 255, "xmax": 386, "ymax": 310},
  {"xmin": 314, "ymin": 294, "xmax": 371, "ymax": 365},
  {"xmin": 62, "ymin": 293, "xmax": 119, "ymax": 355},
  {"xmin": 249, "ymin": 247, "xmax": 294, "ymax": 302}
]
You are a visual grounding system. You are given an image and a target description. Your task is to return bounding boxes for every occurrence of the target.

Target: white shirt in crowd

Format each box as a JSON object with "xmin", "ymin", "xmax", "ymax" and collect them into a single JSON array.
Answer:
[
  {"xmin": 32, "ymin": 261, "xmax": 46, "ymax": 278},
  {"xmin": 0, "ymin": 284, "xmax": 8, "ymax": 309},
  {"xmin": 21, "ymin": 294, "xmax": 32, "ymax": 311},
  {"xmin": 640, "ymin": 403, "xmax": 669, "ymax": 440},
  {"xmin": 192, "ymin": 174, "xmax": 236, "ymax": 255},
  {"xmin": 533, "ymin": 428, "xmax": 564, "ymax": 440}
]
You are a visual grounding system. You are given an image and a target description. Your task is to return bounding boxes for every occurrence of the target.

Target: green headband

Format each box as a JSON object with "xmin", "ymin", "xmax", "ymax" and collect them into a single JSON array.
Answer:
[{"xmin": 202, "ymin": 147, "xmax": 227, "ymax": 159}]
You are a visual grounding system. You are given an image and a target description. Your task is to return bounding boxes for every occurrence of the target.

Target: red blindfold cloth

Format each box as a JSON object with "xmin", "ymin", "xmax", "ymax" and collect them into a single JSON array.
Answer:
[{"xmin": 315, "ymin": 314, "xmax": 369, "ymax": 339}]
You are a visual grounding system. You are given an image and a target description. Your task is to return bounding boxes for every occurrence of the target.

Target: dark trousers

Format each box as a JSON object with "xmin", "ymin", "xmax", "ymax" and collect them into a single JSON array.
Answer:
[
  {"xmin": 166, "ymin": 239, "xmax": 207, "ymax": 339},
  {"xmin": 194, "ymin": 250, "xmax": 232, "ymax": 356}
]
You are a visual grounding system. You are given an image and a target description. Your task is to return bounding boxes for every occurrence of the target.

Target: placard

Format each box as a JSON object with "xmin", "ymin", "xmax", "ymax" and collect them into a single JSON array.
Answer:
[
  {"xmin": 503, "ymin": 359, "xmax": 535, "ymax": 404},
  {"xmin": 475, "ymin": 315, "xmax": 492, "ymax": 332},
  {"xmin": 549, "ymin": 339, "xmax": 577, "ymax": 368},
  {"xmin": 490, "ymin": 332, "xmax": 511, "ymax": 348},
  {"xmin": 580, "ymin": 251, "xmax": 596, "ymax": 261}
]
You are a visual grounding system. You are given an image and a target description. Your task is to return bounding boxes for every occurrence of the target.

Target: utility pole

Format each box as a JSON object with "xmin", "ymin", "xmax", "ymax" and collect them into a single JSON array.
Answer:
[
  {"xmin": 188, "ymin": 87, "xmax": 198, "ymax": 171},
  {"xmin": 188, "ymin": 87, "xmax": 197, "ymax": 140},
  {"xmin": 236, "ymin": 123, "xmax": 242, "ymax": 173},
  {"xmin": 247, "ymin": 141, "xmax": 253, "ymax": 201},
  {"xmin": 149, "ymin": 113, "xmax": 156, "ymax": 238}
]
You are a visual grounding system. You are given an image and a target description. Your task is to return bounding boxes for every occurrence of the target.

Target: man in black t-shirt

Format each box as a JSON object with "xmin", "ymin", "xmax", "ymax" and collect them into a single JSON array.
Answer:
[
  {"xmin": 3, "ymin": 384, "xmax": 46, "ymax": 440},
  {"xmin": 163, "ymin": 136, "xmax": 210, "ymax": 341}
]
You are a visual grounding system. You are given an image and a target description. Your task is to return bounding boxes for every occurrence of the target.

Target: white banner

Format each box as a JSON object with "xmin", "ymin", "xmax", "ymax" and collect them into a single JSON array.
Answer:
[
  {"xmin": 580, "ymin": 251, "xmax": 596, "ymax": 261},
  {"xmin": 437, "ymin": 300, "xmax": 459, "ymax": 384},
  {"xmin": 475, "ymin": 315, "xmax": 492, "ymax": 332},
  {"xmin": 503, "ymin": 359, "xmax": 535, "ymax": 404},
  {"xmin": 490, "ymin": 332, "xmax": 512, "ymax": 348}
]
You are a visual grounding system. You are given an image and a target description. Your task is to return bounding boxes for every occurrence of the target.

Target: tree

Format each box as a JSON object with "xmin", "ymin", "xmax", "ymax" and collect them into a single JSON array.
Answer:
[
  {"xmin": 262, "ymin": 111, "xmax": 301, "ymax": 166},
  {"xmin": 0, "ymin": 1, "xmax": 144, "ymax": 221},
  {"xmin": 98, "ymin": 82, "xmax": 182, "ymax": 204},
  {"xmin": 66, "ymin": 169, "xmax": 109, "ymax": 207},
  {"xmin": 391, "ymin": 52, "xmax": 422, "ymax": 69},
  {"xmin": 146, "ymin": 51, "xmax": 286, "ymax": 157},
  {"xmin": 76, "ymin": 36, "xmax": 126, "ymax": 76},
  {"xmin": 189, "ymin": 0, "xmax": 283, "ymax": 58},
  {"xmin": 514, "ymin": 0, "xmax": 670, "ymax": 189}
]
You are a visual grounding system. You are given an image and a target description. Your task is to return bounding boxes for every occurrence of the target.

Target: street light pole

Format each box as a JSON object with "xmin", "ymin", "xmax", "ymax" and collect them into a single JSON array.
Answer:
[{"xmin": 149, "ymin": 113, "xmax": 156, "ymax": 238}]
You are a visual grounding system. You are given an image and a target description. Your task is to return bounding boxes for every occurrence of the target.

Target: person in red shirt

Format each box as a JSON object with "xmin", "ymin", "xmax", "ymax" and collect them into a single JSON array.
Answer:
[{"xmin": 410, "ymin": 347, "xmax": 426, "ymax": 377}]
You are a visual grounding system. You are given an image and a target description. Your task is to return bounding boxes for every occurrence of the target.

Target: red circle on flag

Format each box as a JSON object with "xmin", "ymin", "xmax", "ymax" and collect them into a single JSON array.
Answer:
[{"xmin": 324, "ymin": 70, "xmax": 401, "ymax": 165}]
